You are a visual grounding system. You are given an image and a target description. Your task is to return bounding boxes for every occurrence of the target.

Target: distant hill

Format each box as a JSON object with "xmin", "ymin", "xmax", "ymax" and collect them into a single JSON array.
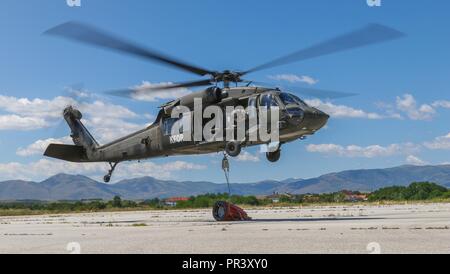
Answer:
[
  {"xmin": 279, "ymin": 165, "xmax": 450, "ymax": 194},
  {"xmin": 1, "ymin": 165, "xmax": 450, "ymax": 201}
]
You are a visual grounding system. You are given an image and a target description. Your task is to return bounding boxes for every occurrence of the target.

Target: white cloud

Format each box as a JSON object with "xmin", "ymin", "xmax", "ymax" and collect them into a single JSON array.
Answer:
[
  {"xmin": 319, "ymin": 93, "xmax": 450, "ymax": 121},
  {"xmin": 0, "ymin": 95, "xmax": 137, "ymax": 118},
  {"xmin": 0, "ymin": 159, "xmax": 206, "ymax": 182},
  {"xmin": 310, "ymin": 132, "xmax": 450, "ymax": 161},
  {"xmin": 376, "ymin": 94, "xmax": 450, "ymax": 121},
  {"xmin": 395, "ymin": 94, "xmax": 436, "ymax": 121},
  {"xmin": 306, "ymin": 143, "xmax": 419, "ymax": 158},
  {"xmin": 0, "ymin": 94, "xmax": 137, "ymax": 120},
  {"xmin": 268, "ymin": 74, "xmax": 318, "ymax": 85},
  {"xmin": 424, "ymin": 132, "xmax": 450, "ymax": 150},
  {"xmin": 79, "ymin": 100, "xmax": 137, "ymax": 119},
  {"xmin": 374, "ymin": 101, "xmax": 401, "ymax": 118},
  {"xmin": 0, "ymin": 92, "xmax": 149, "ymax": 147},
  {"xmin": 16, "ymin": 137, "xmax": 72, "ymax": 157},
  {"xmin": 84, "ymin": 117, "xmax": 149, "ymax": 144},
  {"xmin": 432, "ymin": 100, "xmax": 450, "ymax": 109},
  {"xmin": 236, "ymin": 151, "xmax": 260, "ymax": 162},
  {"xmin": 116, "ymin": 161, "xmax": 206, "ymax": 180},
  {"xmin": 0, "ymin": 94, "xmax": 139, "ymax": 132},
  {"xmin": 129, "ymin": 81, "xmax": 191, "ymax": 102},
  {"xmin": 16, "ymin": 116, "xmax": 150, "ymax": 155},
  {"xmin": 0, "ymin": 115, "xmax": 49, "ymax": 131},
  {"xmin": 305, "ymin": 99, "xmax": 385, "ymax": 119},
  {"xmin": 0, "ymin": 95, "xmax": 74, "ymax": 119},
  {"xmin": 0, "ymin": 87, "xmax": 208, "ymax": 182},
  {"xmin": 405, "ymin": 155, "xmax": 427, "ymax": 166}
]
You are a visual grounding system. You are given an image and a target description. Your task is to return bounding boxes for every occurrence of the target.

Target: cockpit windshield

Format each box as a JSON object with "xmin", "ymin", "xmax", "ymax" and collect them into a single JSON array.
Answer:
[
  {"xmin": 279, "ymin": 93, "xmax": 308, "ymax": 108},
  {"xmin": 279, "ymin": 93, "xmax": 296, "ymax": 105}
]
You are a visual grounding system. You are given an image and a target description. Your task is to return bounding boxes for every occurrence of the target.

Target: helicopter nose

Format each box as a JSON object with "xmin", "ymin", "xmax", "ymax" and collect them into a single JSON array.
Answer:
[
  {"xmin": 301, "ymin": 109, "xmax": 329, "ymax": 131},
  {"xmin": 317, "ymin": 110, "xmax": 330, "ymax": 120},
  {"xmin": 314, "ymin": 110, "xmax": 329, "ymax": 129},
  {"xmin": 319, "ymin": 111, "xmax": 329, "ymax": 125}
]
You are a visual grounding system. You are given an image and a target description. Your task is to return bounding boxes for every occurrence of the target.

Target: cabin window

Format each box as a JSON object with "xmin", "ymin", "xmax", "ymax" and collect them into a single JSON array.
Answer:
[
  {"xmin": 247, "ymin": 96, "xmax": 258, "ymax": 116},
  {"xmin": 248, "ymin": 96, "xmax": 257, "ymax": 108},
  {"xmin": 163, "ymin": 117, "xmax": 183, "ymax": 136},
  {"xmin": 260, "ymin": 94, "xmax": 279, "ymax": 109}
]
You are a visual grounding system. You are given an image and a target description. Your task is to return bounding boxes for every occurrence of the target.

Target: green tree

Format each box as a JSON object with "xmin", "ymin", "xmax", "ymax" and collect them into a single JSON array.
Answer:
[
  {"xmin": 112, "ymin": 196, "xmax": 122, "ymax": 208},
  {"xmin": 369, "ymin": 182, "xmax": 448, "ymax": 201}
]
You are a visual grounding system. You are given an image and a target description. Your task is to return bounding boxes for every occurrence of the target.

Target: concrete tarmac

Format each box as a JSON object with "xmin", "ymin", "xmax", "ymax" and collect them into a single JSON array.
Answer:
[{"xmin": 0, "ymin": 203, "xmax": 449, "ymax": 254}]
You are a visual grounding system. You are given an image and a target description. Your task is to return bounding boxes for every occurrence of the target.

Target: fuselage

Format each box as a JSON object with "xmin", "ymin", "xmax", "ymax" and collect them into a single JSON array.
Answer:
[{"xmin": 81, "ymin": 86, "xmax": 329, "ymax": 163}]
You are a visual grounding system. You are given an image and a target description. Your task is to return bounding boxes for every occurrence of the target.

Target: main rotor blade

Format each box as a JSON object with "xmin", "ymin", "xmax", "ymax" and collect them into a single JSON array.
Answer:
[
  {"xmin": 245, "ymin": 24, "xmax": 405, "ymax": 75},
  {"xmin": 282, "ymin": 86, "xmax": 358, "ymax": 100},
  {"xmin": 143, "ymin": 79, "xmax": 213, "ymax": 91},
  {"xmin": 106, "ymin": 79, "xmax": 213, "ymax": 99},
  {"xmin": 44, "ymin": 21, "xmax": 214, "ymax": 77},
  {"xmin": 254, "ymin": 82, "xmax": 357, "ymax": 99}
]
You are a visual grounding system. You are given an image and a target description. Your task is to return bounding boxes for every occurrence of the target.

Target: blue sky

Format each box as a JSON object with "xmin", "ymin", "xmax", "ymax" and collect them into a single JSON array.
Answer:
[{"xmin": 1, "ymin": 0, "xmax": 450, "ymax": 183}]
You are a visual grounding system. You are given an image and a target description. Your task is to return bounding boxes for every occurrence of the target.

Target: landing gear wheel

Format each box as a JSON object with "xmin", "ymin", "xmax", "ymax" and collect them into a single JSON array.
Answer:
[
  {"xmin": 266, "ymin": 149, "xmax": 281, "ymax": 163},
  {"xmin": 103, "ymin": 175, "xmax": 111, "ymax": 183},
  {"xmin": 225, "ymin": 141, "xmax": 241, "ymax": 157},
  {"xmin": 103, "ymin": 162, "xmax": 118, "ymax": 183}
]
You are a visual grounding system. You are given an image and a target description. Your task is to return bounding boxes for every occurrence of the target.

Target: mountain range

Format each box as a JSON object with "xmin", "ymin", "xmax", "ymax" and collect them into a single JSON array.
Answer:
[{"xmin": 1, "ymin": 165, "xmax": 450, "ymax": 201}]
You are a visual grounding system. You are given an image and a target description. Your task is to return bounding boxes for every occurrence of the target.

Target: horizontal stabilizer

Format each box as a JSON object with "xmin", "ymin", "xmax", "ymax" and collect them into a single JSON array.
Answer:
[{"xmin": 44, "ymin": 144, "xmax": 88, "ymax": 163}]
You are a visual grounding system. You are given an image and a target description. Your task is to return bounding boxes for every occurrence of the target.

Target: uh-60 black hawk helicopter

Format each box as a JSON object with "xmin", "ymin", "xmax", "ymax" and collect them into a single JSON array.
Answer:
[{"xmin": 43, "ymin": 22, "xmax": 404, "ymax": 185}]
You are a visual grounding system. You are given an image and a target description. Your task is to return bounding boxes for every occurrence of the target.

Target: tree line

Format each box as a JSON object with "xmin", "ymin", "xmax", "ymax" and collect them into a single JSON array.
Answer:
[{"xmin": 0, "ymin": 182, "xmax": 449, "ymax": 216}]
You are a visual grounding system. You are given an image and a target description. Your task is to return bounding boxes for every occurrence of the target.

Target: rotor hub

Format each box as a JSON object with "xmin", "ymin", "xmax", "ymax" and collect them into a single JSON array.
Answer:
[{"xmin": 212, "ymin": 70, "xmax": 243, "ymax": 84}]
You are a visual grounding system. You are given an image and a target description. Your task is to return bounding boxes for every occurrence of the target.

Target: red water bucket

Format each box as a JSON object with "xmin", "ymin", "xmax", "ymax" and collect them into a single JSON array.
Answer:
[{"xmin": 212, "ymin": 201, "xmax": 251, "ymax": 221}]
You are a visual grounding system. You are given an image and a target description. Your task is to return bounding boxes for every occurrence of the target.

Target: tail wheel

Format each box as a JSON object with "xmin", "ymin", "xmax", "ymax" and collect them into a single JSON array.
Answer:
[{"xmin": 225, "ymin": 141, "xmax": 241, "ymax": 157}]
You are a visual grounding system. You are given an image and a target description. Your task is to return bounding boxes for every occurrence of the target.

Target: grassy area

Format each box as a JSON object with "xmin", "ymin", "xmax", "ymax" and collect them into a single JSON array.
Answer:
[
  {"xmin": 1, "ymin": 182, "xmax": 449, "ymax": 217},
  {"xmin": 2, "ymin": 199, "xmax": 450, "ymax": 217},
  {"xmin": 0, "ymin": 206, "xmax": 154, "ymax": 217}
]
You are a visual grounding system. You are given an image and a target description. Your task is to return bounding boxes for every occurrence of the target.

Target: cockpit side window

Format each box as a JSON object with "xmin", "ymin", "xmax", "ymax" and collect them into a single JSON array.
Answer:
[
  {"xmin": 260, "ymin": 94, "xmax": 279, "ymax": 108},
  {"xmin": 290, "ymin": 94, "xmax": 309, "ymax": 108},
  {"xmin": 279, "ymin": 93, "xmax": 297, "ymax": 105}
]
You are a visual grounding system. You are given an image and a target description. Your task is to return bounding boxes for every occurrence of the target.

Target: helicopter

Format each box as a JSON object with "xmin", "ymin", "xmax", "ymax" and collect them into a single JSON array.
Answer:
[{"xmin": 43, "ymin": 21, "xmax": 404, "ymax": 183}]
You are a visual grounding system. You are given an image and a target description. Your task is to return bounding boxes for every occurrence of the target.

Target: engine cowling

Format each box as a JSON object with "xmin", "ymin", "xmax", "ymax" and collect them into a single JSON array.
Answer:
[
  {"xmin": 178, "ymin": 87, "xmax": 228, "ymax": 109},
  {"xmin": 205, "ymin": 87, "xmax": 227, "ymax": 103}
]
